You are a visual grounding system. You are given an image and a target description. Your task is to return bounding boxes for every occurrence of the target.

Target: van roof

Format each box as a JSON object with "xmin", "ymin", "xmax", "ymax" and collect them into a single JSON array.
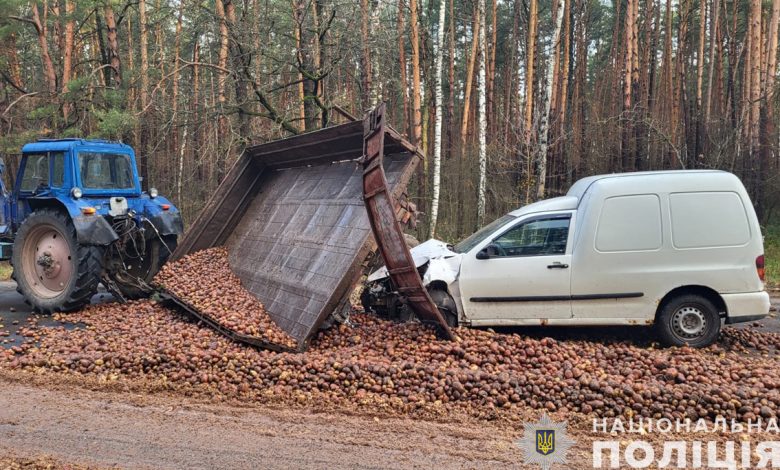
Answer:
[
  {"xmin": 566, "ymin": 170, "xmax": 730, "ymax": 200},
  {"xmin": 508, "ymin": 196, "xmax": 579, "ymax": 217},
  {"xmin": 507, "ymin": 170, "xmax": 738, "ymax": 218}
]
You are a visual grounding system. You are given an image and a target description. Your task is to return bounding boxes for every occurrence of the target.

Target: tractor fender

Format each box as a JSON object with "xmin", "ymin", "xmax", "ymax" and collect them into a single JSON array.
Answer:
[
  {"xmin": 144, "ymin": 211, "xmax": 184, "ymax": 237},
  {"xmin": 72, "ymin": 215, "xmax": 118, "ymax": 245},
  {"xmin": 25, "ymin": 197, "xmax": 118, "ymax": 245}
]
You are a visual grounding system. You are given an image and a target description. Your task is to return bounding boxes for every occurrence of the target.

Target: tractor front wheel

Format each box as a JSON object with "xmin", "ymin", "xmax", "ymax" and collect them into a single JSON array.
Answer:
[{"xmin": 12, "ymin": 209, "xmax": 102, "ymax": 313}]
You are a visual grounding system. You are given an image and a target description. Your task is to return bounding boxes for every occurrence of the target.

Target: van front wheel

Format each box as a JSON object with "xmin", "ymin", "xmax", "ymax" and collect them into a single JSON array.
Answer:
[{"xmin": 656, "ymin": 294, "xmax": 721, "ymax": 347}]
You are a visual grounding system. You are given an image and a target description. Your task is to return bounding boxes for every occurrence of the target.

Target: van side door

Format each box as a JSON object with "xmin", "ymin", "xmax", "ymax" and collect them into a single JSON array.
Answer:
[
  {"xmin": 571, "ymin": 193, "xmax": 662, "ymax": 321},
  {"xmin": 458, "ymin": 212, "xmax": 575, "ymax": 323}
]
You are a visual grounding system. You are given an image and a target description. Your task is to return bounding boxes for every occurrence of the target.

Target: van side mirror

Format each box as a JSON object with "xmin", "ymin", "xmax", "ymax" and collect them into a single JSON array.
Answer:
[{"xmin": 477, "ymin": 243, "xmax": 503, "ymax": 259}]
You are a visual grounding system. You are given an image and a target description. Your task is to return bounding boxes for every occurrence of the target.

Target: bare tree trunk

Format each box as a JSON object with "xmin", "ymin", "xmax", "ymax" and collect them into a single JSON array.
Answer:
[
  {"xmin": 460, "ymin": 4, "xmax": 481, "ymax": 148},
  {"xmin": 360, "ymin": 0, "xmax": 372, "ymax": 110},
  {"xmin": 556, "ymin": 0, "xmax": 571, "ymax": 186},
  {"xmin": 524, "ymin": 0, "xmax": 538, "ymax": 147},
  {"xmin": 314, "ymin": 0, "xmax": 328, "ymax": 128},
  {"xmin": 215, "ymin": 0, "xmax": 230, "ymax": 151},
  {"xmin": 622, "ymin": 0, "xmax": 636, "ymax": 170},
  {"xmin": 504, "ymin": 0, "xmax": 520, "ymax": 146},
  {"xmin": 571, "ymin": 0, "xmax": 588, "ymax": 180},
  {"xmin": 446, "ymin": 0, "xmax": 455, "ymax": 160},
  {"xmin": 192, "ymin": 40, "xmax": 202, "ymax": 181},
  {"xmin": 398, "ymin": 0, "xmax": 409, "ymax": 136},
  {"xmin": 659, "ymin": 0, "xmax": 674, "ymax": 166},
  {"xmin": 696, "ymin": 0, "xmax": 707, "ymax": 110},
  {"xmin": 766, "ymin": 0, "xmax": 780, "ymax": 124},
  {"xmin": 476, "ymin": 0, "xmax": 487, "ymax": 227},
  {"xmin": 292, "ymin": 0, "xmax": 306, "ymax": 127},
  {"xmin": 104, "ymin": 3, "xmax": 121, "ymax": 86},
  {"xmin": 537, "ymin": 0, "xmax": 565, "ymax": 199},
  {"xmin": 693, "ymin": 0, "xmax": 707, "ymax": 165},
  {"xmin": 456, "ymin": 3, "xmax": 481, "ymax": 233},
  {"xmin": 705, "ymin": 0, "xmax": 720, "ymax": 122},
  {"xmin": 61, "ymin": 0, "xmax": 75, "ymax": 120},
  {"xmin": 749, "ymin": 0, "xmax": 762, "ymax": 159},
  {"xmin": 486, "ymin": 0, "xmax": 497, "ymax": 134},
  {"xmin": 138, "ymin": 0, "xmax": 150, "ymax": 187},
  {"xmin": 763, "ymin": 0, "xmax": 780, "ymax": 189},
  {"xmin": 410, "ymin": 0, "xmax": 422, "ymax": 146},
  {"xmin": 223, "ymin": 0, "xmax": 250, "ymax": 140},
  {"xmin": 177, "ymin": 116, "xmax": 188, "ymax": 207},
  {"xmin": 3, "ymin": 33, "xmax": 23, "ymax": 90},
  {"xmin": 171, "ymin": 1, "xmax": 184, "ymax": 154},
  {"xmin": 429, "ymin": 0, "xmax": 446, "ymax": 238},
  {"xmin": 30, "ymin": 3, "xmax": 57, "ymax": 96}
]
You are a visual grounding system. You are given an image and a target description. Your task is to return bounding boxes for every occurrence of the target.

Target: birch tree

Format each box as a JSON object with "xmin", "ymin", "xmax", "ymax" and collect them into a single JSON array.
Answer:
[
  {"xmin": 429, "ymin": 0, "xmax": 447, "ymax": 238},
  {"xmin": 536, "ymin": 0, "xmax": 565, "ymax": 199},
  {"xmin": 476, "ymin": 0, "xmax": 487, "ymax": 226},
  {"xmin": 410, "ymin": 0, "xmax": 422, "ymax": 145}
]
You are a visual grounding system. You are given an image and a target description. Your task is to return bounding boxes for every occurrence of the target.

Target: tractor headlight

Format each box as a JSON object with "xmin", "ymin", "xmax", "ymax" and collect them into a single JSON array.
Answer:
[
  {"xmin": 149, "ymin": 187, "xmax": 158, "ymax": 198},
  {"xmin": 71, "ymin": 187, "xmax": 82, "ymax": 199}
]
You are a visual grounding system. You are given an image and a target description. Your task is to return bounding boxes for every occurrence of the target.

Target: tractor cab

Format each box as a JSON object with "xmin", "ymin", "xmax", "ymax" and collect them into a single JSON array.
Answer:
[{"xmin": 4, "ymin": 138, "xmax": 183, "ymax": 312}]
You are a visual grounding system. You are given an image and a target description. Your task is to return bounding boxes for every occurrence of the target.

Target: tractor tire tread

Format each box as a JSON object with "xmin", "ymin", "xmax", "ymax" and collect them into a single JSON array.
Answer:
[{"xmin": 12, "ymin": 209, "xmax": 102, "ymax": 314}]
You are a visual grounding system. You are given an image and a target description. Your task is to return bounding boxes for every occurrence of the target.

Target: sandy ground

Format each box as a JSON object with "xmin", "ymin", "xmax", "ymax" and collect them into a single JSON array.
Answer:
[{"xmin": 0, "ymin": 379, "xmax": 533, "ymax": 469}]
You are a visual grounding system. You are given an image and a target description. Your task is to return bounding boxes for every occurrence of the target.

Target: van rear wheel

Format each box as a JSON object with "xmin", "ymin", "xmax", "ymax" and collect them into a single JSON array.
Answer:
[{"xmin": 656, "ymin": 294, "xmax": 720, "ymax": 347}]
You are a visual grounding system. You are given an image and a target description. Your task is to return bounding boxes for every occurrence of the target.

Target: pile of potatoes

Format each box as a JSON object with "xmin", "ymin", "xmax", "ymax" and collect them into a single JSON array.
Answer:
[
  {"xmin": 153, "ymin": 247, "xmax": 297, "ymax": 349},
  {"xmin": 2, "ymin": 295, "xmax": 780, "ymax": 423}
]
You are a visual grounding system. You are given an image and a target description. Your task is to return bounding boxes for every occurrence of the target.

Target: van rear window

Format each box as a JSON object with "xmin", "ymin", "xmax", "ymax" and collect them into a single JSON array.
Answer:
[
  {"xmin": 670, "ymin": 192, "xmax": 750, "ymax": 248},
  {"xmin": 596, "ymin": 194, "xmax": 662, "ymax": 252}
]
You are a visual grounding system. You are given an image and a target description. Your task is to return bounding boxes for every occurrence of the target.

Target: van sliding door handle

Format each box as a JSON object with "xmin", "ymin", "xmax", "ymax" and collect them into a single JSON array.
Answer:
[{"xmin": 547, "ymin": 262, "xmax": 569, "ymax": 269}]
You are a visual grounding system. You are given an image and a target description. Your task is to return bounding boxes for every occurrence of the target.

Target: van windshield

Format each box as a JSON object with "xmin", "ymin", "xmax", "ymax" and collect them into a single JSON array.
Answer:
[
  {"xmin": 78, "ymin": 152, "xmax": 135, "ymax": 190},
  {"xmin": 454, "ymin": 214, "xmax": 516, "ymax": 253}
]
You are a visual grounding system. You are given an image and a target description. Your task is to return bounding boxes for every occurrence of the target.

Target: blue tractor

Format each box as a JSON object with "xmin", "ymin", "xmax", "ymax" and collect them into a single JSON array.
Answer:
[{"xmin": 0, "ymin": 138, "xmax": 183, "ymax": 312}]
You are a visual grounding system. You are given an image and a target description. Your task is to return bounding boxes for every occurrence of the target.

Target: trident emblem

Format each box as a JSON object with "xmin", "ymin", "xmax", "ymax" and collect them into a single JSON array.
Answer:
[{"xmin": 536, "ymin": 430, "xmax": 555, "ymax": 455}]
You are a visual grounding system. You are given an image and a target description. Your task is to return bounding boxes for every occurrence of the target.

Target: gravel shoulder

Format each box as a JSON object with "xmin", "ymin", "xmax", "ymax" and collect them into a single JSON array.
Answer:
[{"xmin": 0, "ymin": 378, "xmax": 529, "ymax": 470}]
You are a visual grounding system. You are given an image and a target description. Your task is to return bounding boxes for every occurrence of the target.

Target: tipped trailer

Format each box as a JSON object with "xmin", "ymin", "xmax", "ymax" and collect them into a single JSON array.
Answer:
[{"xmin": 168, "ymin": 104, "xmax": 453, "ymax": 350}]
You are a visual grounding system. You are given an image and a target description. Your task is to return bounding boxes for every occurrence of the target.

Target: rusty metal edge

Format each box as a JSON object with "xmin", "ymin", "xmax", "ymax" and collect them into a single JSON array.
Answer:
[
  {"xmin": 155, "ymin": 288, "xmax": 298, "ymax": 353},
  {"xmin": 360, "ymin": 103, "xmax": 454, "ymax": 340}
]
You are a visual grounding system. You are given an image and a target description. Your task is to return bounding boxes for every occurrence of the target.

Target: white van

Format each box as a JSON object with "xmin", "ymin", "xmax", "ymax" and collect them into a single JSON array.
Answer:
[{"xmin": 363, "ymin": 170, "xmax": 770, "ymax": 347}]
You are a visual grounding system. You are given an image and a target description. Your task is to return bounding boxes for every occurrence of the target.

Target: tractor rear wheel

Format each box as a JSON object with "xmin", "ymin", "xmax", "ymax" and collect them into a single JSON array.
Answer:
[{"xmin": 12, "ymin": 209, "xmax": 102, "ymax": 313}]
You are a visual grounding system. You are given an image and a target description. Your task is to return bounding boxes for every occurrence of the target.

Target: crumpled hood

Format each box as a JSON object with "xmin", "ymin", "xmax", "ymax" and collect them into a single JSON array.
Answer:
[{"xmin": 366, "ymin": 239, "xmax": 460, "ymax": 283}]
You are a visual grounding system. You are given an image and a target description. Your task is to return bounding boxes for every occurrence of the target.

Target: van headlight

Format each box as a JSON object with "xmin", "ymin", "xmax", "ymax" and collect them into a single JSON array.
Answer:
[
  {"xmin": 71, "ymin": 187, "xmax": 82, "ymax": 199},
  {"xmin": 149, "ymin": 187, "xmax": 158, "ymax": 198}
]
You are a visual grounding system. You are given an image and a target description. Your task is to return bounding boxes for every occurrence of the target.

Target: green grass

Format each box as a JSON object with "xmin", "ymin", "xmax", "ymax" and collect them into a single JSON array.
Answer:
[
  {"xmin": 764, "ymin": 224, "xmax": 780, "ymax": 288},
  {"xmin": 0, "ymin": 261, "xmax": 12, "ymax": 282}
]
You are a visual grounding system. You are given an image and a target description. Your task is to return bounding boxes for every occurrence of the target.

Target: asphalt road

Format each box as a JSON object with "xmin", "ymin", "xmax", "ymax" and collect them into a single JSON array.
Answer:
[{"xmin": 0, "ymin": 281, "xmax": 113, "ymax": 348}]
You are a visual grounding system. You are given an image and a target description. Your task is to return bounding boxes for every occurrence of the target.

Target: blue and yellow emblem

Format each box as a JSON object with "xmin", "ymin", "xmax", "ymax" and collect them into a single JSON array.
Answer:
[
  {"xmin": 518, "ymin": 414, "xmax": 574, "ymax": 470},
  {"xmin": 536, "ymin": 430, "xmax": 555, "ymax": 455}
]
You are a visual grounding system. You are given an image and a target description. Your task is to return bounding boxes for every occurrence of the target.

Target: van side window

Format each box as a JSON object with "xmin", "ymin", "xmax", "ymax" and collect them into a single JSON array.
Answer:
[
  {"xmin": 670, "ymin": 191, "xmax": 750, "ymax": 248},
  {"xmin": 492, "ymin": 217, "xmax": 570, "ymax": 257},
  {"xmin": 596, "ymin": 194, "xmax": 662, "ymax": 252}
]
